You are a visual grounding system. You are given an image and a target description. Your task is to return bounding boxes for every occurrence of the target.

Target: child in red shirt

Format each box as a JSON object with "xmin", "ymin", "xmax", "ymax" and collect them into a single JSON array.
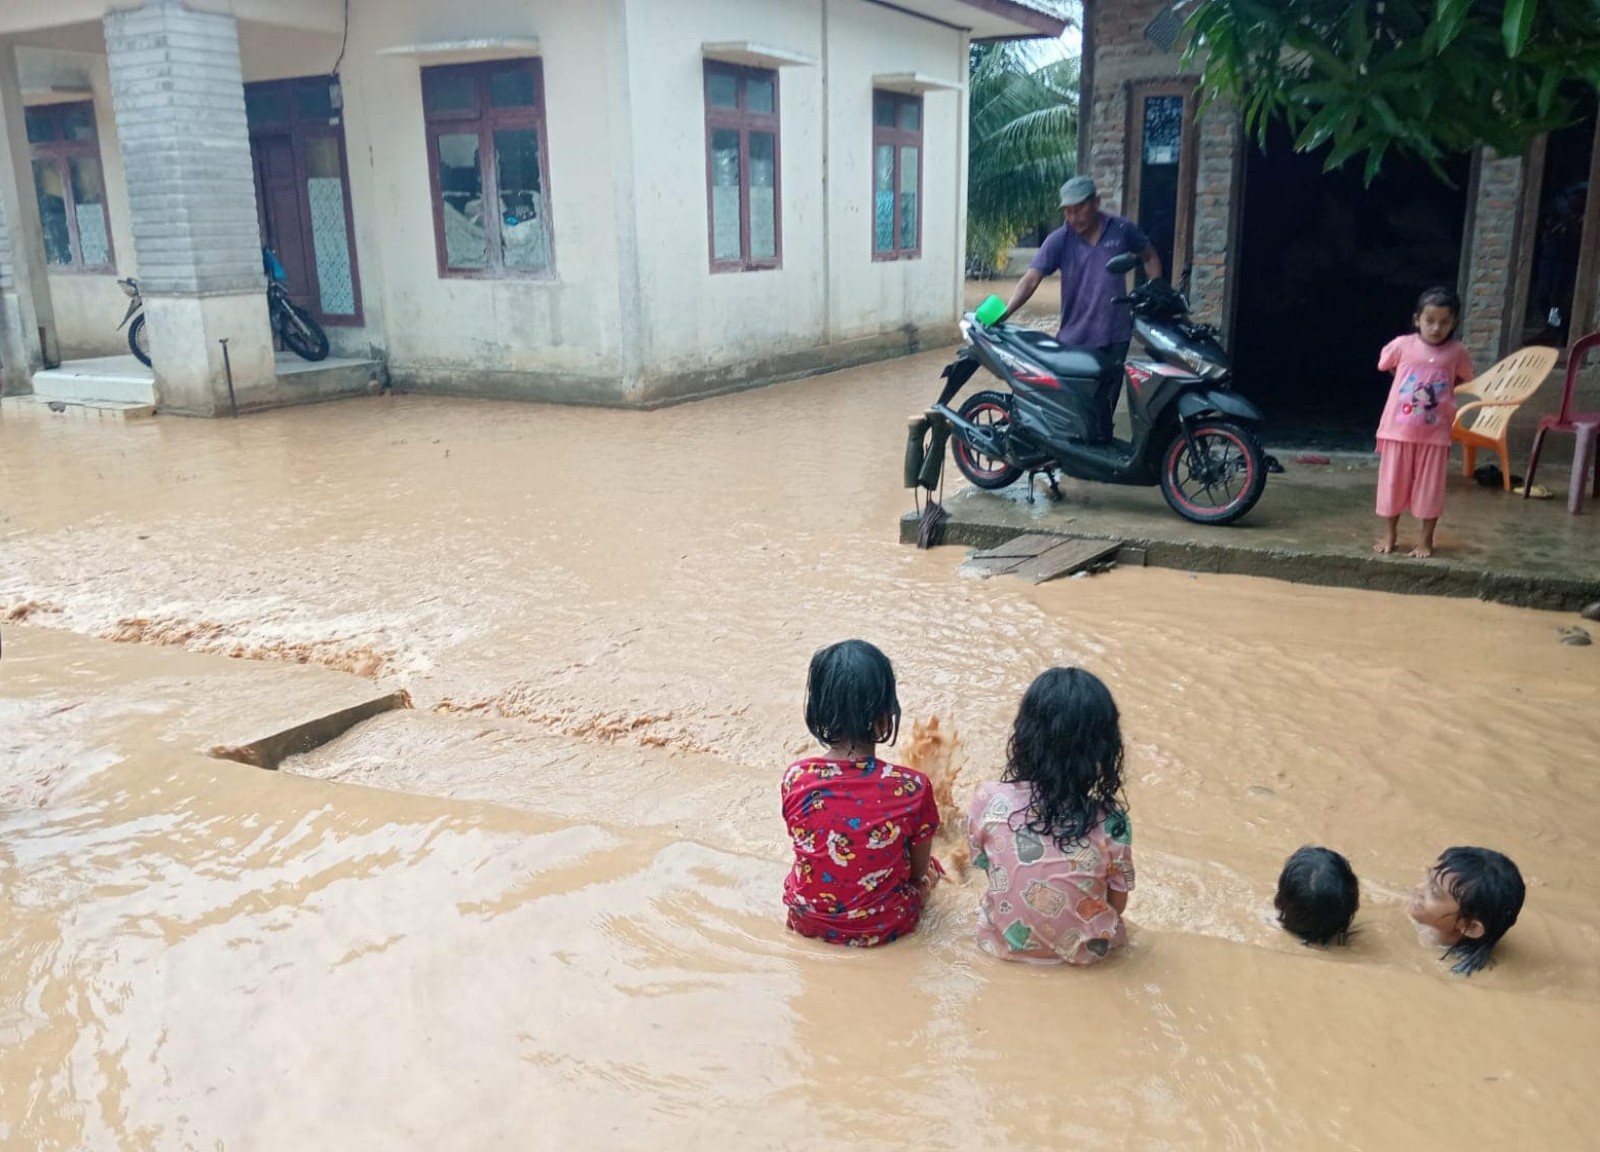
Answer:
[
  {"xmin": 1374, "ymin": 285, "xmax": 1475, "ymax": 558},
  {"xmin": 781, "ymin": 639, "xmax": 940, "ymax": 947}
]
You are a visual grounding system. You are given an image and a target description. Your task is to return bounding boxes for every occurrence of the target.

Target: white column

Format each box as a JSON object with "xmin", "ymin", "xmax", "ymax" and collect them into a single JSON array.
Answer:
[
  {"xmin": 0, "ymin": 37, "xmax": 60, "ymax": 391},
  {"xmin": 104, "ymin": 0, "xmax": 275, "ymax": 415}
]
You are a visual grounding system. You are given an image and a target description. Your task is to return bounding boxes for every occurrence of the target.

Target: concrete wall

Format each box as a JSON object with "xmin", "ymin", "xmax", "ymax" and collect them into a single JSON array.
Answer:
[{"xmin": 621, "ymin": 0, "xmax": 966, "ymax": 403}]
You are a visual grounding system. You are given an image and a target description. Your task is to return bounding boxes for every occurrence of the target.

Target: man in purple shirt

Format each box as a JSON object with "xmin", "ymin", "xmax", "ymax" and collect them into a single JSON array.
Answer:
[{"xmin": 994, "ymin": 176, "xmax": 1163, "ymax": 441}]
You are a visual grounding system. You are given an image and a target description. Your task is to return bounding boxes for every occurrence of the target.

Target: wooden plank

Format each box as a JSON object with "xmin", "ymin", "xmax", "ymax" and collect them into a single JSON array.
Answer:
[
  {"xmin": 1010, "ymin": 538, "xmax": 1122, "ymax": 585},
  {"xmin": 966, "ymin": 533, "xmax": 1063, "ymax": 561}
]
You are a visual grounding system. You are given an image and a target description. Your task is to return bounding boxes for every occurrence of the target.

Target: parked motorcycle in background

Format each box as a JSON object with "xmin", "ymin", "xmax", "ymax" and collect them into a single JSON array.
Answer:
[
  {"xmin": 911, "ymin": 252, "xmax": 1269, "ymax": 525},
  {"xmin": 116, "ymin": 248, "xmax": 329, "ymax": 367}
]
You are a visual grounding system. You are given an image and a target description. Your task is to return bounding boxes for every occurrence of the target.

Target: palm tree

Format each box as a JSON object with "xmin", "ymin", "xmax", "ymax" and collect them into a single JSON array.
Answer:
[{"xmin": 967, "ymin": 43, "xmax": 1079, "ymax": 276}]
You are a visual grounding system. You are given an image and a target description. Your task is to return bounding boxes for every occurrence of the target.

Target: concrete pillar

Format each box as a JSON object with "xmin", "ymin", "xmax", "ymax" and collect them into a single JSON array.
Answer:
[
  {"xmin": 104, "ymin": 0, "xmax": 274, "ymax": 416},
  {"xmin": 0, "ymin": 37, "xmax": 61, "ymax": 392}
]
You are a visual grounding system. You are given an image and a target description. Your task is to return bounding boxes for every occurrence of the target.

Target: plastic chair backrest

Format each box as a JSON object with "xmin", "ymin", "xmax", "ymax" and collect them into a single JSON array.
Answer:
[
  {"xmin": 1457, "ymin": 345, "xmax": 1558, "ymax": 438},
  {"xmin": 1555, "ymin": 331, "xmax": 1600, "ymax": 425}
]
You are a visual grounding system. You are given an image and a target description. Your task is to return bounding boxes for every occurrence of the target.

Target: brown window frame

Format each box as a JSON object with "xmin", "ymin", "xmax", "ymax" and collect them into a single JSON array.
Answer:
[
  {"xmin": 421, "ymin": 58, "xmax": 556, "ymax": 280},
  {"xmin": 25, "ymin": 101, "xmax": 115, "ymax": 274},
  {"xmin": 703, "ymin": 62, "xmax": 783, "ymax": 273},
  {"xmin": 871, "ymin": 90, "xmax": 923, "ymax": 261},
  {"xmin": 245, "ymin": 76, "xmax": 366, "ymax": 326},
  {"xmin": 1124, "ymin": 79, "xmax": 1199, "ymax": 283}
]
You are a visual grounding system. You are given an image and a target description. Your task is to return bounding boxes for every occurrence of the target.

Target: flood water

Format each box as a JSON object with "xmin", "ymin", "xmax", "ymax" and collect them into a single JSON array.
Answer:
[{"xmin": 3, "ymin": 350, "xmax": 1599, "ymax": 1150}]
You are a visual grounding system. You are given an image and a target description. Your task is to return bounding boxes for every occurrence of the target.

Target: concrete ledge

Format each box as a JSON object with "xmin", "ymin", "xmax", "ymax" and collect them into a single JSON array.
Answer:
[
  {"xmin": 231, "ymin": 356, "xmax": 387, "ymax": 414},
  {"xmin": 208, "ymin": 689, "xmax": 412, "ymax": 770},
  {"xmin": 901, "ymin": 510, "xmax": 1600, "ymax": 612},
  {"xmin": 0, "ymin": 395, "xmax": 155, "ymax": 420},
  {"xmin": 390, "ymin": 322, "xmax": 957, "ymax": 409}
]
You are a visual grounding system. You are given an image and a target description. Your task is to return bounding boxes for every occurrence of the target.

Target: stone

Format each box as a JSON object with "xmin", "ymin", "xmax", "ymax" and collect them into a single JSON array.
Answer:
[
  {"xmin": 1559, "ymin": 626, "xmax": 1592, "ymax": 646},
  {"xmin": 1581, "ymin": 601, "xmax": 1600, "ymax": 622}
]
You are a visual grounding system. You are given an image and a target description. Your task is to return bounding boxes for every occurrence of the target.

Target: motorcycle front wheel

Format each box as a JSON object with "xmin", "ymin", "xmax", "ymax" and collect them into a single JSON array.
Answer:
[
  {"xmin": 1159, "ymin": 418, "xmax": 1267, "ymax": 525},
  {"xmin": 280, "ymin": 304, "xmax": 329, "ymax": 362},
  {"xmin": 128, "ymin": 314, "xmax": 152, "ymax": 367},
  {"xmin": 951, "ymin": 390, "xmax": 1024, "ymax": 490}
]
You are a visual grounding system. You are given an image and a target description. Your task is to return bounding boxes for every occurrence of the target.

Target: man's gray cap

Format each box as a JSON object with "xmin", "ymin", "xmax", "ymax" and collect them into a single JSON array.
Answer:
[{"xmin": 1059, "ymin": 175, "xmax": 1097, "ymax": 207}]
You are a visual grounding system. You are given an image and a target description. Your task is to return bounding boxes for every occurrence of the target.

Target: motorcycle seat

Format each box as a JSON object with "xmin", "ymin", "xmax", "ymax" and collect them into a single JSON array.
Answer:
[{"xmin": 1004, "ymin": 330, "xmax": 1118, "ymax": 381}]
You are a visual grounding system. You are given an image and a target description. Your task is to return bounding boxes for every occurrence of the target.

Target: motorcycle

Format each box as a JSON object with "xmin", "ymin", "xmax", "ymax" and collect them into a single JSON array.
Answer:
[
  {"xmin": 915, "ymin": 252, "xmax": 1269, "ymax": 525},
  {"xmin": 115, "ymin": 249, "xmax": 329, "ymax": 367}
]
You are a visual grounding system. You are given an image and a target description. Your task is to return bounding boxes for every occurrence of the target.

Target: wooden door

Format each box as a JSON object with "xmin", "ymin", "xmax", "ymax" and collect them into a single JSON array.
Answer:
[{"xmin": 252, "ymin": 133, "xmax": 317, "ymax": 313}]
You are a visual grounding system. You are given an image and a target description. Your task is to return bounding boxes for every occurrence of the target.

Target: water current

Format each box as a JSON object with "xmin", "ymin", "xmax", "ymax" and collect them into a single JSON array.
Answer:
[{"xmin": 3, "ymin": 347, "xmax": 1598, "ymax": 1149}]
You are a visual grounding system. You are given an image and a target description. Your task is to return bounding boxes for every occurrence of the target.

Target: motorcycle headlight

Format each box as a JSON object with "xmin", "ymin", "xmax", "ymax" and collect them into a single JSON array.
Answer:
[{"xmin": 1177, "ymin": 346, "xmax": 1228, "ymax": 381}]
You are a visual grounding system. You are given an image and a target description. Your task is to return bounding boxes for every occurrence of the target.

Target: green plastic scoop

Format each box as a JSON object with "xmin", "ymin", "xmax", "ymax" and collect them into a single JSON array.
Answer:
[{"xmin": 974, "ymin": 294, "xmax": 1007, "ymax": 326}]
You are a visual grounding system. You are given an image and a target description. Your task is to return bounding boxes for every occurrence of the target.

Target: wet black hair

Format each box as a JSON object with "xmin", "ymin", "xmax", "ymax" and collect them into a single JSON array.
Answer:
[
  {"xmin": 1434, "ymin": 846, "xmax": 1525, "ymax": 976},
  {"xmin": 1274, "ymin": 846, "xmax": 1359, "ymax": 946},
  {"xmin": 1415, "ymin": 285, "xmax": 1461, "ymax": 337},
  {"xmin": 804, "ymin": 639, "xmax": 901, "ymax": 749},
  {"xmin": 1002, "ymin": 667, "xmax": 1125, "ymax": 850}
]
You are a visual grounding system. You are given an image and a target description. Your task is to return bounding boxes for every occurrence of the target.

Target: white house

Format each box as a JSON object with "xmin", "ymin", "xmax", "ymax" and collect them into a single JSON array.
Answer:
[{"xmin": 0, "ymin": 0, "xmax": 1067, "ymax": 415}]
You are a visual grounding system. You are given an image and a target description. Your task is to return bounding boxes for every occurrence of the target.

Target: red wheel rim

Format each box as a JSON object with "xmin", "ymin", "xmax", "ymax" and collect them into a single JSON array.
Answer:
[{"xmin": 955, "ymin": 401, "xmax": 1012, "ymax": 480}]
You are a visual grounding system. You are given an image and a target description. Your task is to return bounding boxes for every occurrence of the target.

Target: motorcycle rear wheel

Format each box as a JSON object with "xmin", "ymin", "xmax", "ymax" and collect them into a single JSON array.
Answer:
[
  {"xmin": 951, "ymin": 390, "xmax": 1024, "ymax": 490},
  {"xmin": 280, "ymin": 304, "xmax": 329, "ymax": 362},
  {"xmin": 1159, "ymin": 418, "xmax": 1267, "ymax": 525},
  {"xmin": 128, "ymin": 315, "xmax": 152, "ymax": 367}
]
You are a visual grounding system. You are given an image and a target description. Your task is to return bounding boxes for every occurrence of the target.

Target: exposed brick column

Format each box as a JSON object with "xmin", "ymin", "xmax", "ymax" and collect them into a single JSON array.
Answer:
[
  {"xmin": 1460, "ymin": 148, "xmax": 1523, "ymax": 367},
  {"xmin": 104, "ymin": 0, "xmax": 275, "ymax": 415},
  {"xmin": 1189, "ymin": 104, "xmax": 1241, "ymax": 333},
  {"xmin": 0, "ymin": 38, "xmax": 60, "ymax": 391}
]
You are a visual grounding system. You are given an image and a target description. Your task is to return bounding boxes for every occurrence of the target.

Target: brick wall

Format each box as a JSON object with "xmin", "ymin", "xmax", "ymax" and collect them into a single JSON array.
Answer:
[
  {"xmin": 103, "ymin": 0, "xmax": 262, "ymax": 296},
  {"xmin": 1460, "ymin": 150, "xmax": 1523, "ymax": 365},
  {"xmin": 1085, "ymin": 0, "xmax": 1239, "ymax": 331}
]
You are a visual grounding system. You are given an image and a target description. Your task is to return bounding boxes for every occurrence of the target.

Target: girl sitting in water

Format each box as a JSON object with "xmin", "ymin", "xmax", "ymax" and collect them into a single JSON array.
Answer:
[
  {"xmin": 780, "ymin": 639, "xmax": 941, "ymax": 947},
  {"xmin": 967, "ymin": 667, "xmax": 1134, "ymax": 964}
]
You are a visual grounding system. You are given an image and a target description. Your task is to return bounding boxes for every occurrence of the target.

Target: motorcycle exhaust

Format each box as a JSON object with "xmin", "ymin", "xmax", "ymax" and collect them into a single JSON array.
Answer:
[{"xmin": 929, "ymin": 402, "xmax": 1006, "ymax": 461}]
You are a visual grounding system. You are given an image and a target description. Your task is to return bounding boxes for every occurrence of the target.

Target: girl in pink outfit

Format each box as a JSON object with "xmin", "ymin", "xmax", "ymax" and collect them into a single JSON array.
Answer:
[
  {"xmin": 967, "ymin": 667, "xmax": 1134, "ymax": 965},
  {"xmin": 1374, "ymin": 286, "xmax": 1475, "ymax": 558}
]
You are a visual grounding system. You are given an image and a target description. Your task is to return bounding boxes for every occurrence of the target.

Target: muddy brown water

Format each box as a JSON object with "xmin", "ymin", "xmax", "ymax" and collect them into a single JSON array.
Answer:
[{"xmin": 3, "ymin": 351, "xmax": 1599, "ymax": 1149}]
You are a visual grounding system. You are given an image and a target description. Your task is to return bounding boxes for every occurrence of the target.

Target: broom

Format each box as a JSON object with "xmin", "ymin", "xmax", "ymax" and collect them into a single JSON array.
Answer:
[{"xmin": 914, "ymin": 418, "xmax": 951, "ymax": 549}]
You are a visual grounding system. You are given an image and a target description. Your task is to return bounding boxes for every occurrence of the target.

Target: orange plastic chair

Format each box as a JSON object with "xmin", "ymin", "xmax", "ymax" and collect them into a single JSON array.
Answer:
[{"xmin": 1450, "ymin": 345, "xmax": 1559, "ymax": 490}]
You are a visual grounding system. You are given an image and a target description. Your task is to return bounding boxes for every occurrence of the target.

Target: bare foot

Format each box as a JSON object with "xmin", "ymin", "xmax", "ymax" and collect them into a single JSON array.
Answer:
[
  {"xmin": 1408, "ymin": 544, "xmax": 1434, "ymax": 559},
  {"xmin": 1374, "ymin": 539, "xmax": 1396, "ymax": 554}
]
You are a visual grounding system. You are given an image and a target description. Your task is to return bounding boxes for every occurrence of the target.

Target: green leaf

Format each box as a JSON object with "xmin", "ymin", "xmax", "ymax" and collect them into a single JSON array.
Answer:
[
  {"xmin": 1363, "ymin": 139, "xmax": 1390, "ymax": 186},
  {"xmin": 1430, "ymin": 0, "xmax": 1472, "ymax": 51},
  {"xmin": 1503, "ymin": 0, "xmax": 1535, "ymax": 57}
]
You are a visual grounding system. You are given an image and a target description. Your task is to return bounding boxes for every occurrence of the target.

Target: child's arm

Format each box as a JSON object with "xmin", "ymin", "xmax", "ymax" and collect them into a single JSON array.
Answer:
[{"xmin": 910, "ymin": 839, "xmax": 934, "ymax": 886}]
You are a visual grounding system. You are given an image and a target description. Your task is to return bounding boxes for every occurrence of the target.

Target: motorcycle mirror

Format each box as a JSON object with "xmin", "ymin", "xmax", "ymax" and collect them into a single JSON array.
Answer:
[{"xmin": 1105, "ymin": 252, "xmax": 1139, "ymax": 275}]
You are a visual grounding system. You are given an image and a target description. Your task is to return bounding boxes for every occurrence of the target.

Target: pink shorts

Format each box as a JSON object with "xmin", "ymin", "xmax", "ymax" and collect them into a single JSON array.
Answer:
[{"xmin": 1376, "ymin": 438, "xmax": 1448, "ymax": 519}]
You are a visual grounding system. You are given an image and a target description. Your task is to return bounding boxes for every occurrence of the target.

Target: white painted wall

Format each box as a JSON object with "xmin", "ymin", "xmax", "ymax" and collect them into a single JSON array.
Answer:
[
  {"xmin": 821, "ymin": 0, "xmax": 964, "ymax": 341},
  {"xmin": 336, "ymin": 0, "xmax": 634, "ymax": 396}
]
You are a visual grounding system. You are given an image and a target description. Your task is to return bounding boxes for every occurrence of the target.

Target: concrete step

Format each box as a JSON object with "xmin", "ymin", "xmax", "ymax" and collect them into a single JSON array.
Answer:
[
  {"xmin": 0, "ymin": 394, "xmax": 155, "ymax": 421},
  {"xmin": 30, "ymin": 355, "xmax": 156, "ymax": 405}
]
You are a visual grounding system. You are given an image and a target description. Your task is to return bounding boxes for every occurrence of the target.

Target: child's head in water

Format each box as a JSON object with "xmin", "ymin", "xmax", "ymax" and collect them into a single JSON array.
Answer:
[
  {"xmin": 805, "ymin": 639, "xmax": 901, "ymax": 753},
  {"xmin": 1003, "ymin": 666, "xmax": 1125, "ymax": 847},
  {"xmin": 1409, "ymin": 847, "xmax": 1525, "ymax": 975},
  {"xmin": 1275, "ymin": 846, "xmax": 1359, "ymax": 946}
]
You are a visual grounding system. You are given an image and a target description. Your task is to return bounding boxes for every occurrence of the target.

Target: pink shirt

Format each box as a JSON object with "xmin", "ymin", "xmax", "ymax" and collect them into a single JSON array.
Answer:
[
  {"xmin": 966, "ymin": 781, "xmax": 1134, "ymax": 965},
  {"xmin": 1376, "ymin": 334, "xmax": 1475, "ymax": 446}
]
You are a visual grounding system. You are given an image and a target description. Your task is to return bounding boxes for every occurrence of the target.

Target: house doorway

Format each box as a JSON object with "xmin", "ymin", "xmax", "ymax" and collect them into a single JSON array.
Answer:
[
  {"xmin": 1519, "ymin": 97, "xmax": 1597, "ymax": 350},
  {"xmin": 244, "ymin": 76, "xmax": 362, "ymax": 327},
  {"xmin": 1230, "ymin": 120, "xmax": 1471, "ymax": 447}
]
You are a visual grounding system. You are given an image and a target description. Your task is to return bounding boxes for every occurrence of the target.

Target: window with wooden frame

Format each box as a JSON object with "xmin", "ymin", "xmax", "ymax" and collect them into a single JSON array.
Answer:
[
  {"xmin": 704, "ymin": 62, "xmax": 781, "ymax": 272},
  {"xmin": 1125, "ymin": 80, "xmax": 1198, "ymax": 286},
  {"xmin": 25, "ymin": 102, "xmax": 114, "ymax": 273},
  {"xmin": 872, "ymin": 91, "xmax": 922, "ymax": 259},
  {"xmin": 422, "ymin": 58, "xmax": 554, "ymax": 278}
]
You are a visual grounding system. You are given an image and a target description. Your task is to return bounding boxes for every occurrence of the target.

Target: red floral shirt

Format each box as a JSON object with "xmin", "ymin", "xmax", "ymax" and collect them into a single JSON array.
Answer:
[{"xmin": 780, "ymin": 756, "xmax": 940, "ymax": 947}]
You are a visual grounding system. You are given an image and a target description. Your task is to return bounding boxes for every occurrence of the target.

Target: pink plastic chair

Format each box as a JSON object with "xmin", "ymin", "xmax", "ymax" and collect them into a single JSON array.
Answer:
[{"xmin": 1524, "ymin": 331, "xmax": 1600, "ymax": 503}]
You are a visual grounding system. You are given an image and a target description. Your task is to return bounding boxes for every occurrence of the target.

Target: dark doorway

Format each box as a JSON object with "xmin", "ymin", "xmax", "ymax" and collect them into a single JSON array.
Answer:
[
  {"xmin": 1522, "ymin": 98, "xmax": 1596, "ymax": 348},
  {"xmin": 1231, "ymin": 120, "xmax": 1471, "ymax": 447},
  {"xmin": 245, "ymin": 77, "xmax": 362, "ymax": 327}
]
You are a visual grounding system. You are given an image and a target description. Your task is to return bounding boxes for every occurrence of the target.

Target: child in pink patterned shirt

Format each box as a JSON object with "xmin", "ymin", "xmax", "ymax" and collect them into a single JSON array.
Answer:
[
  {"xmin": 967, "ymin": 667, "xmax": 1134, "ymax": 965},
  {"xmin": 1374, "ymin": 286, "xmax": 1475, "ymax": 558}
]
